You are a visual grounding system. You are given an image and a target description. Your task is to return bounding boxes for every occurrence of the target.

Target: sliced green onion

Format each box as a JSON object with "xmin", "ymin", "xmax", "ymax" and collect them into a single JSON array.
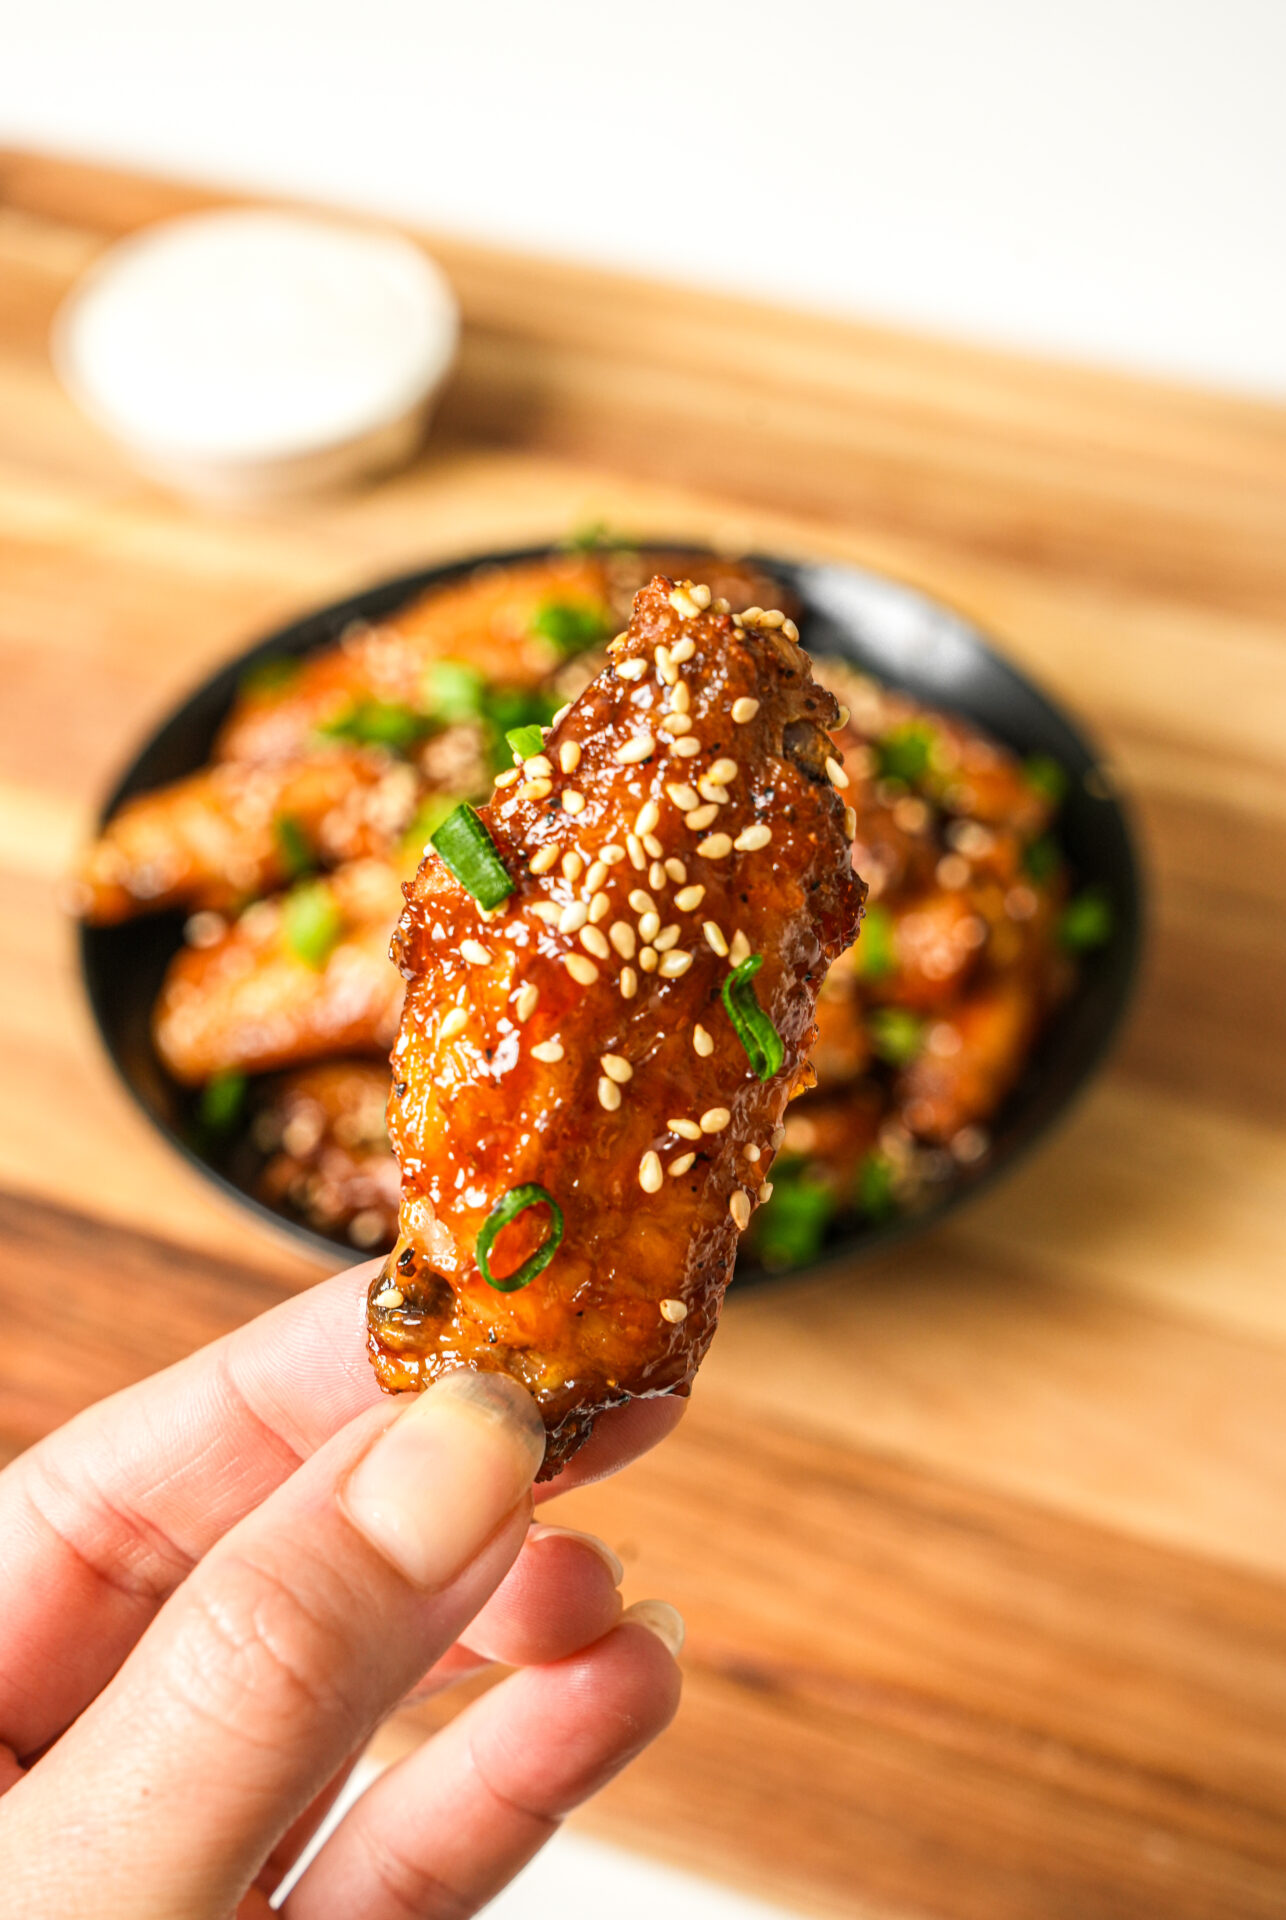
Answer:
[
  {"xmin": 273, "ymin": 812, "xmax": 314, "ymax": 880},
  {"xmin": 1060, "ymin": 887, "xmax": 1114, "ymax": 952},
  {"xmin": 318, "ymin": 700, "xmax": 428, "ymax": 752},
  {"xmin": 875, "ymin": 721, "xmax": 937, "ymax": 786},
  {"xmin": 424, "ymin": 659, "xmax": 486, "ymax": 722},
  {"xmin": 855, "ymin": 903, "xmax": 897, "ymax": 980},
  {"xmin": 530, "ymin": 598, "xmax": 610, "ymax": 657},
  {"xmin": 431, "ymin": 803, "xmax": 515, "ymax": 910},
  {"xmin": 1023, "ymin": 833, "xmax": 1062, "ymax": 884},
  {"xmin": 506, "ymin": 723, "xmax": 546, "ymax": 764},
  {"xmin": 483, "ymin": 686, "xmax": 562, "ymax": 772},
  {"xmin": 198, "ymin": 1070, "xmax": 247, "ymax": 1134},
  {"xmin": 752, "ymin": 1159, "xmax": 836, "ymax": 1269},
  {"xmin": 282, "ymin": 879, "xmax": 344, "ymax": 969},
  {"xmin": 476, "ymin": 1184, "xmax": 564, "ymax": 1291},
  {"xmin": 866, "ymin": 1006, "xmax": 926, "ymax": 1067},
  {"xmin": 854, "ymin": 1151, "xmax": 898, "ymax": 1221},
  {"xmin": 721, "ymin": 953, "xmax": 785, "ymax": 1082},
  {"xmin": 1024, "ymin": 752, "xmax": 1069, "ymax": 806},
  {"xmin": 238, "ymin": 654, "xmax": 301, "ymax": 699}
]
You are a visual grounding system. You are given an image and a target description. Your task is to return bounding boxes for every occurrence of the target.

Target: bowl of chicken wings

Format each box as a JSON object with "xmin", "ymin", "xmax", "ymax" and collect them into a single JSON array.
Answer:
[{"xmin": 75, "ymin": 540, "xmax": 1141, "ymax": 1296}]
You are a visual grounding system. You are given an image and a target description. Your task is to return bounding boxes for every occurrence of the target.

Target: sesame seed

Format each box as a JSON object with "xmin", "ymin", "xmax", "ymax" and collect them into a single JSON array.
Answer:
[
  {"xmin": 626, "ymin": 834, "xmax": 646, "ymax": 869},
  {"xmin": 628, "ymin": 889, "xmax": 655, "ymax": 915},
  {"xmin": 668, "ymin": 588, "xmax": 699, "ymax": 619},
  {"xmin": 673, "ymin": 737, "xmax": 702, "ymax": 758},
  {"xmin": 662, "ymin": 712, "xmax": 693, "ymax": 736},
  {"xmin": 601, "ymin": 843, "xmax": 626, "ymax": 865},
  {"xmin": 667, "ymin": 782, "xmax": 701, "ymax": 811},
  {"xmin": 589, "ymin": 890, "xmax": 611, "ymax": 923},
  {"xmin": 529, "ymin": 843, "xmax": 559, "ymax": 874},
  {"xmin": 730, "ymin": 1191, "xmax": 752, "ymax": 1229},
  {"xmin": 729, "ymin": 930, "xmax": 752, "ymax": 966},
  {"xmin": 660, "ymin": 1295, "xmax": 689, "ymax": 1324},
  {"xmin": 648, "ymin": 859, "xmax": 667, "ymax": 891},
  {"xmin": 558, "ymin": 900, "xmax": 589, "ymax": 934},
  {"xmin": 561, "ymin": 850, "xmax": 583, "ymax": 882},
  {"xmin": 580, "ymin": 925, "xmax": 610, "ymax": 959},
  {"xmin": 782, "ymin": 618, "xmax": 799, "ymax": 642},
  {"xmin": 620, "ymin": 965, "xmax": 638, "ymax": 998},
  {"xmin": 742, "ymin": 606, "xmax": 763, "ymax": 624},
  {"xmin": 643, "ymin": 832, "xmax": 663, "ymax": 858},
  {"xmin": 734, "ymin": 823, "xmax": 773, "ymax": 851},
  {"xmin": 495, "ymin": 768, "xmax": 521, "ymax": 788},
  {"xmin": 701, "ymin": 1107, "xmax": 731, "ymax": 1133},
  {"xmin": 461, "ymin": 938, "xmax": 492, "ymax": 965},
  {"xmin": 825, "ymin": 757, "xmax": 850, "ymax": 790},
  {"xmin": 703, "ymin": 921, "xmax": 729, "ymax": 956},
  {"xmin": 746, "ymin": 1143, "xmax": 761, "ymax": 1163},
  {"xmin": 531, "ymin": 1039, "xmax": 564, "ymax": 1063},
  {"xmin": 598, "ymin": 1076, "xmax": 621, "ymax": 1112},
  {"xmin": 654, "ymin": 923, "xmax": 681, "ymax": 952},
  {"xmin": 659, "ymin": 951, "xmax": 692, "ymax": 979},
  {"xmin": 523, "ymin": 754, "xmax": 553, "ymax": 778},
  {"xmin": 732, "ymin": 697, "xmax": 760, "ymax": 724},
  {"xmin": 531, "ymin": 901, "xmax": 562, "ymax": 925},
  {"xmin": 585, "ymin": 858, "xmax": 609, "ymax": 892},
  {"xmin": 638, "ymin": 910, "xmax": 661, "ymax": 941},
  {"xmin": 515, "ymin": 984, "xmax": 539, "ymax": 1023},
  {"xmin": 758, "ymin": 1181, "xmax": 774, "ymax": 1202},
  {"xmin": 671, "ymin": 682, "xmax": 691, "ymax": 714},
  {"xmin": 665, "ymin": 857, "xmax": 687, "ymax": 882},
  {"xmin": 616, "ymin": 733, "xmax": 655, "ymax": 765},
  {"xmin": 685, "ymin": 804, "xmax": 719, "ymax": 831},
  {"xmin": 601, "ymin": 1053, "xmax": 633, "ymax": 1083},
  {"xmin": 658, "ymin": 650, "xmax": 679, "ymax": 686},
  {"xmin": 552, "ymin": 703, "xmax": 572, "ymax": 726},
  {"xmin": 639, "ymin": 945, "xmax": 658, "ymax": 972},
  {"xmin": 563, "ymin": 789, "xmax": 587, "ymax": 814},
  {"xmin": 640, "ymin": 1150, "xmax": 664, "ymax": 1192},
  {"xmin": 670, "ymin": 635, "xmax": 696, "ymax": 663},
  {"xmin": 696, "ymin": 832, "xmax": 733, "ymax": 859},
  {"xmin": 713, "ymin": 596, "xmax": 730, "ymax": 615},
  {"xmin": 560, "ymin": 740, "xmax": 582, "ymax": 773},
  {"xmin": 759, "ymin": 608, "xmax": 785, "ymax": 630},
  {"xmin": 666, "ymin": 1159, "xmax": 695, "ymax": 1181},
  {"xmin": 771, "ymin": 1123, "xmax": 786, "ymax": 1148},
  {"xmin": 616, "ymin": 657, "xmax": 648, "ymax": 681},
  {"xmin": 563, "ymin": 954, "xmax": 598, "ymax": 985},
  {"xmin": 690, "ymin": 582, "xmax": 712, "ymax": 610},
  {"xmin": 519, "ymin": 778, "xmax": 552, "ymax": 801},
  {"xmin": 440, "ymin": 1006, "xmax": 469, "ymax": 1038},
  {"xmin": 609, "ymin": 920, "xmax": 636, "ymax": 959},
  {"xmin": 844, "ymin": 805, "xmax": 858, "ymax": 838},
  {"xmin": 697, "ymin": 778, "xmax": 729, "ymax": 805},
  {"xmin": 709, "ymin": 758, "xmax": 739, "ymax": 785},
  {"xmin": 669, "ymin": 1118, "xmax": 702, "ymax": 1140},
  {"xmin": 836, "ymin": 705, "xmax": 850, "ymax": 728},
  {"xmin": 635, "ymin": 799, "xmax": 660, "ymax": 835},
  {"xmin": 694, "ymin": 1025, "xmax": 714, "ymax": 1056},
  {"xmin": 374, "ymin": 1286, "xmax": 404, "ymax": 1309},
  {"xmin": 676, "ymin": 883, "xmax": 706, "ymax": 911}
]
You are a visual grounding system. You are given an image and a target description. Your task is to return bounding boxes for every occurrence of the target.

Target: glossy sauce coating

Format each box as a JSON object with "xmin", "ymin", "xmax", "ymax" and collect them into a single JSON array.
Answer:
[{"xmin": 369, "ymin": 577, "xmax": 864, "ymax": 1471}]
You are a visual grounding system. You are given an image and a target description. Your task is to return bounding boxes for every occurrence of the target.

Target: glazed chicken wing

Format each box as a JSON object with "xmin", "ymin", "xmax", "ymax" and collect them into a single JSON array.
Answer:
[
  {"xmin": 75, "ymin": 749, "xmax": 421, "ymax": 924},
  {"xmin": 368, "ymin": 576, "xmax": 865, "ymax": 1471}
]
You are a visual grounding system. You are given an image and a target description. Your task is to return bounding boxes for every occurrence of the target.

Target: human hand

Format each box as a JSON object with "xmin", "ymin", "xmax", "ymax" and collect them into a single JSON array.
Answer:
[{"xmin": 0, "ymin": 1260, "xmax": 684, "ymax": 1917}]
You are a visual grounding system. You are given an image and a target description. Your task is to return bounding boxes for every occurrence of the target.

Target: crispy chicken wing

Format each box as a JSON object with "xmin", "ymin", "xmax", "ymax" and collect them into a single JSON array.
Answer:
[
  {"xmin": 253, "ymin": 1062, "xmax": 399, "ymax": 1251},
  {"xmin": 368, "ymin": 576, "xmax": 865, "ymax": 1471},
  {"xmin": 75, "ymin": 749, "xmax": 421, "ymax": 924},
  {"xmin": 153, "ymin": 860, "xmax": 406, "ymax": 1083}
]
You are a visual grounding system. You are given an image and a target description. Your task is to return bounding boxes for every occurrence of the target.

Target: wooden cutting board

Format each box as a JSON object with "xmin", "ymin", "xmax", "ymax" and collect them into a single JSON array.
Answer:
[{"xmin": 2, "ymin": 150, "xmax": 1285, "ymax": 1920}]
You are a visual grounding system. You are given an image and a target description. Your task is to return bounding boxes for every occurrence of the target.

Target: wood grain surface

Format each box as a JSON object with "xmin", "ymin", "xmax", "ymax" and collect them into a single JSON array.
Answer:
[{"xmin": 2, "ymin": 150, "xmax": 1285, "ymax": 1919}]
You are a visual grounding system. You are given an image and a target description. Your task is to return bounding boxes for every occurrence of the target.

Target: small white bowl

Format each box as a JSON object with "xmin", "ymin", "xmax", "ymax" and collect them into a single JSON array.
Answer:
[{"xmin": 53, "ymin": 208, "xmax": 460, "ymax": 503}]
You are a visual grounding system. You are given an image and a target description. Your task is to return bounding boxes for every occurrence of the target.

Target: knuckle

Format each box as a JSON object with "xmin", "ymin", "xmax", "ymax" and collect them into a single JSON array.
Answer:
[{"xmin": 353, "ymin": 1820, "xmax": 476, "ymax": 1920}]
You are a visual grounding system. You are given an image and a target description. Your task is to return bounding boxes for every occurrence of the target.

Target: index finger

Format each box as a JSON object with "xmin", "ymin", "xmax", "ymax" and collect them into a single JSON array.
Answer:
[{"xmin": 0, "ymin": 1259, "xmax": 682, "ymax": 1757}]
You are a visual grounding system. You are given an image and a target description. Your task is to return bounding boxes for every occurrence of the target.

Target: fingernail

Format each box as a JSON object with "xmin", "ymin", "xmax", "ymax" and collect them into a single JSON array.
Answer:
[
  {"xmin": 343, "ymin": 1371, "xmax": 547, "ymax": 1589},
  {"xmin": 529, "ymin": 1523, "xmax": 625, "ymax": 1586},
  {"xmin": 622, "ymin": 1598, "xmax": 685, "ymax": 1659}
]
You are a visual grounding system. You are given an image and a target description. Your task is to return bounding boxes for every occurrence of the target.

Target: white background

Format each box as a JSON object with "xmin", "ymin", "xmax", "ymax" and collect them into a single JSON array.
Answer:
[{"xmin": 3, "ymin": 0, "xmax": 1283, "ymax": 397}]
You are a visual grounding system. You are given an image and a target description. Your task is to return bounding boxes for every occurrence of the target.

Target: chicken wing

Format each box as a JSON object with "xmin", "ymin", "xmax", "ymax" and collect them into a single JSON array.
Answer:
[
  {"xmin": 75, "ymin": 749, "xmax": 421, "ymax": 924},
  {"xmin": 253, "ymin": 1062, "xmax": 399, "ymax": 1251},
  {"xmin": 368, "ymin": 575, "xmax": 865, "ymax": 1472}
]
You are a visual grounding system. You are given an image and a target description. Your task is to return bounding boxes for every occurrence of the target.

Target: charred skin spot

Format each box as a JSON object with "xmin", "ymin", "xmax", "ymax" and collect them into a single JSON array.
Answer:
[{"xmin": 783, "ymin": 717, "xmax": 836, "ymax": 784}]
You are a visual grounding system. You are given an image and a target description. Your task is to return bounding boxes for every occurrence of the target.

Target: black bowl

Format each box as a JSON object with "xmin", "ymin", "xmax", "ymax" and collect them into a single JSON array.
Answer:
[{"xmin": 79, "ymin": 545, "xmax": 1144, "ymax": 1276}]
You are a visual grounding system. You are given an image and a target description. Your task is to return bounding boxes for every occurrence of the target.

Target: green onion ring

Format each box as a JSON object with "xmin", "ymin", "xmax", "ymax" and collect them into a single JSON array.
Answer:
[
  {"xmin": 476, "ymin": 1184, "xmax": 564, "ymax": 1292},
  {"xmin": 721, "ymin": 953, "xmax": 785, "ymax": 1082},
  {"xmin": 430, "ymin": 803, "xmax": 515, "ymax": 910},
  {"xmin": 506, "ymin": 723, "xmax": 546, "ymax": 764}
]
